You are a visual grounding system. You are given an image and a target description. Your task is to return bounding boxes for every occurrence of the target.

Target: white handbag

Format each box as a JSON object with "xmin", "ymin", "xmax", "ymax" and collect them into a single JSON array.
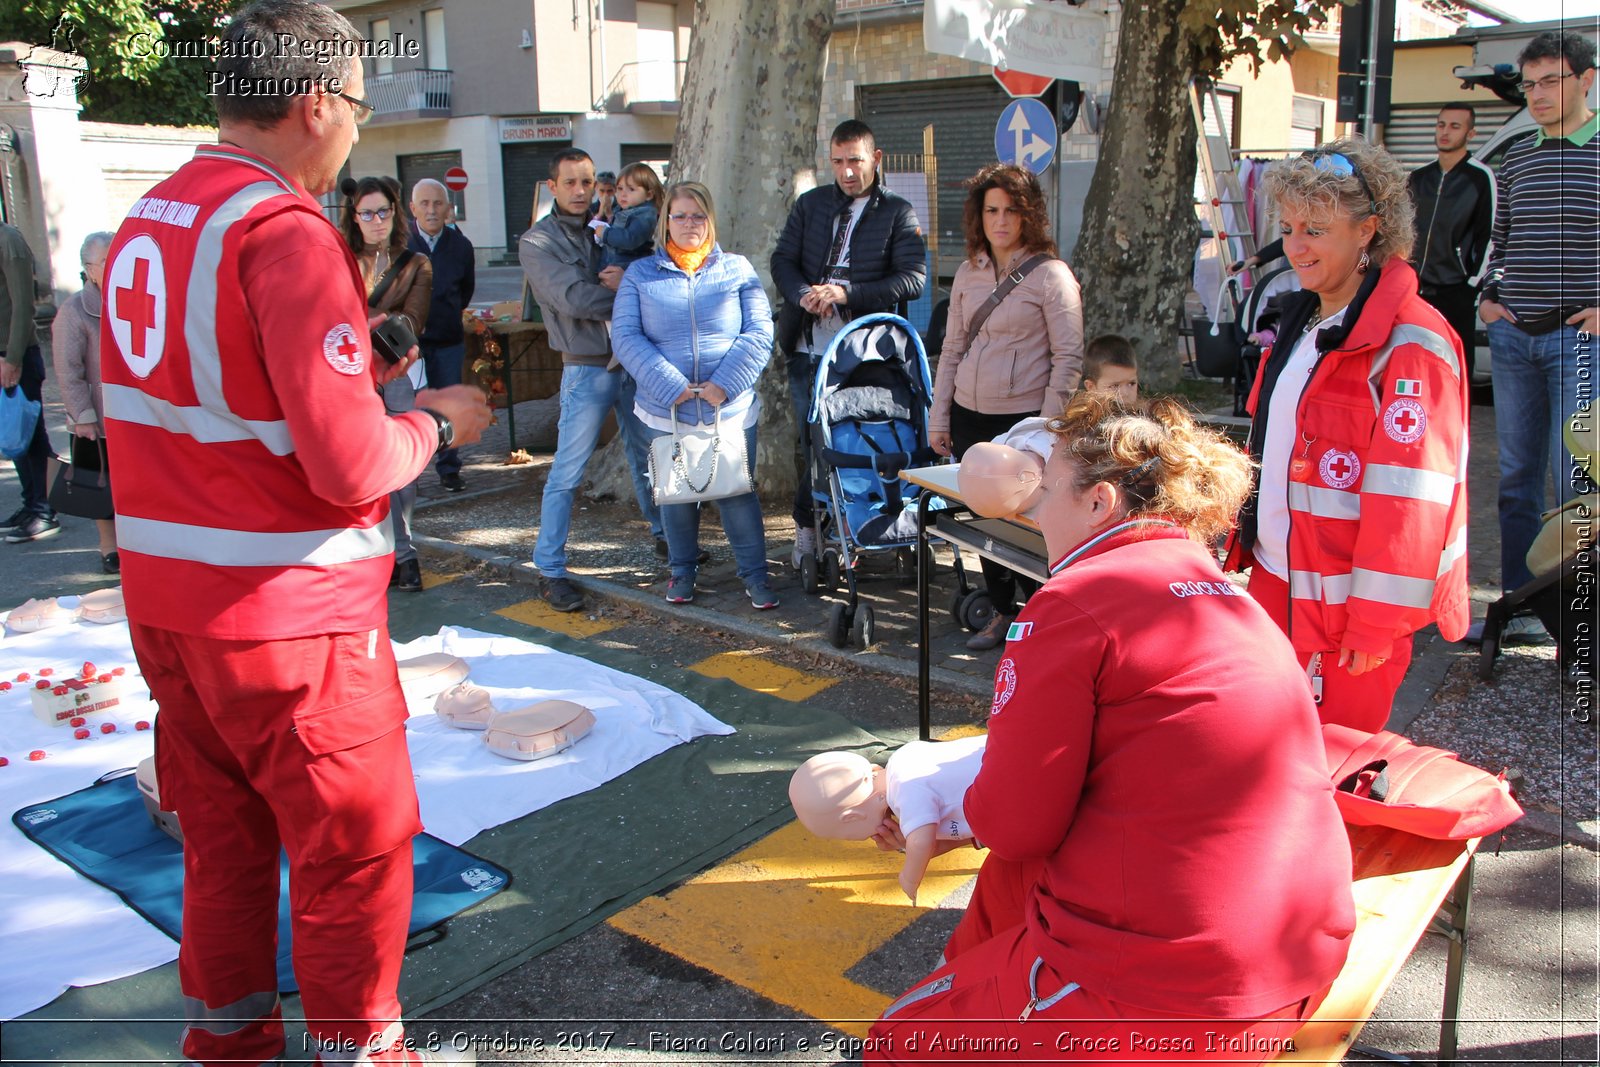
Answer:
[{"xmin": 647, "ymin": 406, "xmax": 753, "ymax": 505}]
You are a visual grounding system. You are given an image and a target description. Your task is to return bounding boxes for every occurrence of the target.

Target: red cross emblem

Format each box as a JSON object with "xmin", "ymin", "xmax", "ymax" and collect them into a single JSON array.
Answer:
[
  {"xmin": 106, "ymin": 235, "xmax": 166, "ymax": 378},
  {"xmin": 1383, "ymin": 399, "xmax": 1427, "ymax": 444},
  {"xmin": 1318, "ymin": 447, "xmax": 1361, "ymax": 489},
  {"xmin": 322, "ymin": 323, "xmax": 365, "ymax": 376}
]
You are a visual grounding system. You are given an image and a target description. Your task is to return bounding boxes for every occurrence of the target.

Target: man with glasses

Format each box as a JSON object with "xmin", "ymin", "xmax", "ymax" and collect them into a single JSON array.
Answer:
[
  {"xmin": 1474, "ymin": 30, "xmax": 1598, "ymax": 642},
  {"xmin": 98, "ymin": 2, "xmax": 489, "ymax": 1062},
  {"xmin": 520, "ymin": 147, "xmax": 663, "ymax": 613},
  {"xmin": 771, "ymin": 119, "xmax": 926, "ymax": 569},
  {"xmin": 1406, "ymin": 104, "xmax": 1495, "ymax": 381},
  {"xmin": 408, "ymin": 177, "xmax": 476, "ymax": 492}
]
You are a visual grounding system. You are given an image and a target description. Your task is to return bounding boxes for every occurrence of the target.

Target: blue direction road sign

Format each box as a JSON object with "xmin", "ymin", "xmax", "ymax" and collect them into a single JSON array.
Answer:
[{"xmin": 995, "ymin": 97, "xmax": 1057, "ymax": 174}]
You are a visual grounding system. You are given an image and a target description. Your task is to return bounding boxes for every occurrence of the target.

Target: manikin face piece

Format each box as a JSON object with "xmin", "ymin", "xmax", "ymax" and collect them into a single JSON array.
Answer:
[
  {"xmin": 958, "ymin": 441, "xmax": 1045, "ymax": 518},
  {"xmin": 789, "ymin": 752, "xmax": 889, "ymax": 840}
]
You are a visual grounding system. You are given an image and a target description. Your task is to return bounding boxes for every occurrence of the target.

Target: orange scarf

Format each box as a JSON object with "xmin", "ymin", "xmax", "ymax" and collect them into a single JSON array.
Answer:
[{"xmin": 666, "ymin": 238, "xmax": 711, "ymax": 274}]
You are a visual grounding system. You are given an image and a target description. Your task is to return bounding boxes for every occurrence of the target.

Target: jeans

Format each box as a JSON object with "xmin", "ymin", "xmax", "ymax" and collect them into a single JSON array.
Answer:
[
  {"xmin": 787, "ymin": 347, "xmax": 818, "ymax": 526},
  {"xmin": 1487, "ymin": 318, "xmax": 1589, "ymax": 590},
  {"xmin": 381, "ymin": 375, "xmax": 418, "ymax": 563},
  {"xmin": 419, "ymin": 341, "xmax": 465, "ymax": 479},
  {"xmin": 645, "ymin": 421, "xmax": 769, "ymax": 587},
  {"xmin": 533, "ymin": 364, "xmax": 662, "ymax": 578},
  {"xmin": 951, "ymin": 402, "xmax": 1040, "ymax": 613},
  {"xmin": 9, "ymin": 346, "xmax": 51, "ymax": 518}
]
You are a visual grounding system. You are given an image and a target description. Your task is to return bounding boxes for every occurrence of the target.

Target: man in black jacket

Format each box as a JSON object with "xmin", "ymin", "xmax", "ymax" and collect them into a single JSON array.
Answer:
[
  {"xmin": 771, "ymin": 119, "xmax": 926, "ymax": 567},
  {"xmin": 1406, "ymin": 103, "xmax": 1495, "ymax": 379},
  {"xmin": 409, "ymin": 178, "xmax": 477, "ymax": 491}
]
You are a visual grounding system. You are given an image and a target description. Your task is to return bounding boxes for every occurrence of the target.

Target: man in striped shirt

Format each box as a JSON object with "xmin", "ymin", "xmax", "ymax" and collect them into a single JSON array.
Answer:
[{"xmin": 1477, "ymin": 30, "xmax": 1598, "ymax": 628}]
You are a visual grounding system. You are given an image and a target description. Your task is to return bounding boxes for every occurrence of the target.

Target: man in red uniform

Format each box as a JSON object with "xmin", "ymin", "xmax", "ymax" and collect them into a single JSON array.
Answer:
[{"xmin": 99, "ymin": 3, "xmax": 491, "ymax": 1063}]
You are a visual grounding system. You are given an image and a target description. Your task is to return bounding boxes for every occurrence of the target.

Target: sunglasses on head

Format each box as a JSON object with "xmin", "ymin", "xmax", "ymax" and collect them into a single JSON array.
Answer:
[{"xmin": 1304, "ymin": 150, "xmax": 1378, "ymax": 217}]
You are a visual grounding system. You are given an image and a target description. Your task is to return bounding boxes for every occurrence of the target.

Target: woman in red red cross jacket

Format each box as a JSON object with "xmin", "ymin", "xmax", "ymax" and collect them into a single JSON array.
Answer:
[
  {"xmin": 866, "ymin": 393, "xmax": 1354, "ymax": 1064},
  {"xmin": 1225, "ymin": 139, "xmax": 1470, "ymax": 733}
]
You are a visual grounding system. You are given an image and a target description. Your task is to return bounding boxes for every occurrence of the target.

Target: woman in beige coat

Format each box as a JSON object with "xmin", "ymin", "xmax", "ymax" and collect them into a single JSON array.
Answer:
[
  {"xmin": 51, "ymin": 231, "xmax": 118, "ymax": 572},
  {"xmin": 930, "ymin": 163, "xmax": 1084, "ymax": 649}
]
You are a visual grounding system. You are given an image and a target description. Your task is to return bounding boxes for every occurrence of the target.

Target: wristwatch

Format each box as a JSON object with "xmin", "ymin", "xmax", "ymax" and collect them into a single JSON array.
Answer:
[{"xmin": 418, "ymin": 408, "xmax": 454, "ymax": 452}]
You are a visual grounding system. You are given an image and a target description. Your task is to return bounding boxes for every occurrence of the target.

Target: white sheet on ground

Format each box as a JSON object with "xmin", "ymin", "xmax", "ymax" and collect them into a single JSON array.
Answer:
[{"xmin": 0, "ymin": 616, "xmax": 731, "ymax": 1021}]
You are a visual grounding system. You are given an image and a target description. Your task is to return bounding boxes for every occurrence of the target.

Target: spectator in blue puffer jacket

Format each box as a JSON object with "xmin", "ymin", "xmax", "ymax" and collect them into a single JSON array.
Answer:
[{"xmin": 613, "ymin": 181, "xmax": 777, "ymax": 610}]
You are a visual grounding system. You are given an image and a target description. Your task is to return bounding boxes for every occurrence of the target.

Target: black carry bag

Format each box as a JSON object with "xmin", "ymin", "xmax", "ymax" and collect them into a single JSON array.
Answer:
[{"xmin": 48, "ymin": 437, "xmax": 114, "ymax": 520}]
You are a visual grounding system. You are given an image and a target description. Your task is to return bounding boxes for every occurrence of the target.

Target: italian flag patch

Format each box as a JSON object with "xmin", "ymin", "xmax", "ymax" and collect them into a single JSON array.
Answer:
[
  {"xmin": 1006, "ymin": 621, "xmax": 1033, "ymax": 641},
  {"xmin": 1394, "ymin": 379, "xmax": 1423, "ymax": 397}
]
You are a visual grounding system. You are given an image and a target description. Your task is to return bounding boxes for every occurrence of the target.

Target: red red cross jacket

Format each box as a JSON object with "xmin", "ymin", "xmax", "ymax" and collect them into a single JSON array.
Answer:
[
  {"xmin": 100, "ymin": 146, "xmax": 437, "ymax": 640},
  {"xmin": 1225, "ymin": 260, "xmax": 1471, "ymax": 659}
]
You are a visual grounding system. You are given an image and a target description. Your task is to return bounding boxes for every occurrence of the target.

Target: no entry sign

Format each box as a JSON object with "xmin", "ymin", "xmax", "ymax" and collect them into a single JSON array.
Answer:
[{"xmin": 444, "ymin": 167, "xmax": 469, "ymax": 191}]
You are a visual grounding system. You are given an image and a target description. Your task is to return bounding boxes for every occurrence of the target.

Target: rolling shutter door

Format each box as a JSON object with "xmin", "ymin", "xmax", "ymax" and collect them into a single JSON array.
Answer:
[
  {"xmin": 858, "ymin": 77, "xmax": 1022, "ymax": 269},
  {"xmin": 1385, "ymin": 101, "xmax": 1519, "ymax": 171},
  {"xmin": 398, "ymin": 150, "xmax": 465, "ymax": 220},
  {"xmin": 501, "ymin": 142, "xmax": 571, "ymax": 249}
]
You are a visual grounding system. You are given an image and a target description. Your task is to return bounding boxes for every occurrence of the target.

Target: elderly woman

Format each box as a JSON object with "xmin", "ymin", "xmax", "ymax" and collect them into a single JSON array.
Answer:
[
  {"xmin": 1225, "ymin": 140, "xmax": 1470, "ymax": 732},
  {"xmin": 341, "ymin": 176, "xmax": 434, "ymax": 592},
  {"xmin": 612, "ymin": 182, "xmax": 777, "ymax": 610},
  {"xmin": 930, "ymin": 163, "xmax": 1084, "ymax": 650},
  {"xmin": 867, "ymin": 393, "xmax": 1354, "ymax": 1063},
  {"xmin": 51, "ymin": 231, "xmax": 119, "ymax": 572}
]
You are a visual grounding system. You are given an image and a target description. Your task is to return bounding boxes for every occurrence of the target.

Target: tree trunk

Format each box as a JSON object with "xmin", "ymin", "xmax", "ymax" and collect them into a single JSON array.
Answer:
[
  {"xmin": 1069, "ymin": 0, "xmax": 1205, "ymax": 390},
  {"xmin": 583, "ymin": 0, "xmax": 834, "ymax": 504}
]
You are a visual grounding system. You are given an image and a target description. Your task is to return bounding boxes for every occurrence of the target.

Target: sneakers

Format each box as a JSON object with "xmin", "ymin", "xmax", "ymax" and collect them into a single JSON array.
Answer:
[
  {"xmin": 539, "ymin": 576, "xmax": 585, "ymax": 613},
  {"xmin": 665, "ymin": 575, "xmax": 695, "ymax": 604},
  {"xmin": 101, "ymin": 551, "xmax": 120, "ymax": 575},
  {"xmin": 791, "ymin": 525, "xmax": 817, "ymax": 570},
  {"xmin": 965, "ymin": 611, "xmax": 1015, "ymax": 651},
  {"xmin": 5, "ymin": 515, "xmax": 60, "ymax": 544},
  {"xmin": 0, "ymin": 507, "xmax": 28, "ymax": 531},
  {"xmin": 440, "ymin": 472, "xmax": 466, "ymax": 493},
  {"xmin": 747, "ymin": 583, "xmax": 779, "ymax": 610},
  {"xmin": 1462, "ymin": 614, "xmax": 1548, "ymax": 646},
  {"xmin": 393, "ymin": 558, "xmax": 423, "ymax": 592}
]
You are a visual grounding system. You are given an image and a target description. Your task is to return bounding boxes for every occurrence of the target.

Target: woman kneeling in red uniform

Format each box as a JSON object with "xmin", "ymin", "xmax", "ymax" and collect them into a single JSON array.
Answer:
[{"xmin": 866, "ymin": 394, "xmax": 1355, "ymax": 1064}]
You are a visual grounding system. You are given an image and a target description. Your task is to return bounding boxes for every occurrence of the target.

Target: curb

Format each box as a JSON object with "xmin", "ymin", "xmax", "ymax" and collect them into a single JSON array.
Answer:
[
  {"xmin": 412, "ymin": 534, "xmax": 996, "ymax": 705},
  {"xmin": 414, "ymin": 534, "xmax": 1593, "ymax": 849}
]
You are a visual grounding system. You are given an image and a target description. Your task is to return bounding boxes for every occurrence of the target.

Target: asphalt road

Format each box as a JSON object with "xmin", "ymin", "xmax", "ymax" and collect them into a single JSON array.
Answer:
[{"xmin": 2, "ymin": 373, "xmax": 1595, "ymax": 1065}]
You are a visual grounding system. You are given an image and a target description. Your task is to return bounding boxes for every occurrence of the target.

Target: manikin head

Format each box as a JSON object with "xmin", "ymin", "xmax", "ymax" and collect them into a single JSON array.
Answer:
[
  {"xmin": 789, "ymin": 752, "xmax": 889, "ymax": 840},
  {"xmin": 958, "ymin": 441, "xmax": 1045, "ymax": 518}
]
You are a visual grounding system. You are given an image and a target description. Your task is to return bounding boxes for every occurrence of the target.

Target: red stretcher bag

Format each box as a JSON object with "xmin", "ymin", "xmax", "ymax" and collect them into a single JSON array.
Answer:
[{"xmin": 1322, "ymin": 724, "xmax": 1524, "ymax": 840}]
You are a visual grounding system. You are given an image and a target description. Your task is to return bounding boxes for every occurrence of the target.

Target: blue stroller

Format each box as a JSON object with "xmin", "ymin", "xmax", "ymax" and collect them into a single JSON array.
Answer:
[{"xmin": 800, "ymin": 313, "xmax": 943, "ymax": 649}]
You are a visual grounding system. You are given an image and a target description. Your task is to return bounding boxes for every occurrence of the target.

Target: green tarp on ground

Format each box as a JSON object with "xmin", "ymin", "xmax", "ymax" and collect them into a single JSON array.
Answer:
[{"xmin": 2, "ymin": 615, "xmax": 887, "ymax": 1066}]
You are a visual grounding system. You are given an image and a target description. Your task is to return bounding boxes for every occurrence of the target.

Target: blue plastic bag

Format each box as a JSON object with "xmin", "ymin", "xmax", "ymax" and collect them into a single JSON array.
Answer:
[{"xmin": 0, "ymin": 384, "xmax": 41, "ymax": 459}]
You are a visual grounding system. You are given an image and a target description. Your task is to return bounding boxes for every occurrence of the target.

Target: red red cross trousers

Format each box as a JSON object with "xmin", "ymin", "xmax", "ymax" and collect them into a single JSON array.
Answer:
[
  {"xmin": 117, "ymin": 258, "xmax": 157, "ymax": 359},
  {"xmin": 1325, "ymin": 455, "xmax": 1353, "ymax": 482}
]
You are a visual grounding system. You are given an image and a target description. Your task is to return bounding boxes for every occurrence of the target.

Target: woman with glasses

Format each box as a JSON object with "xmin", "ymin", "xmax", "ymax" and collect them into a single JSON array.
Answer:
[
  {"xmin": 866, "ymin": 393, "xmax": 1354, "ymax": 1063},
  {"xmin": 1225, "ymin": 139, "xmax": 1470, "ymax": 731},
  {"xmin": 340, "ymin": 175, "xmax": 434, "ymax": 592},
  {"xmin": 929, "ymin": 163, "xmax": 1085, "ymax": 651},
  {"xmin": 51, "ymin": 231, "xmax": 120, "ymax": 572},
  {"xmin": 612, "ymin": 182, "xmax": 778, "ymax": 610}
]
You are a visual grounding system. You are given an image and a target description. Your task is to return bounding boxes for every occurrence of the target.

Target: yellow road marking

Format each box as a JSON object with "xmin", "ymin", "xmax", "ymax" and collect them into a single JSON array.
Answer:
[
  {"xmin": 420, "ymin": 568, "xmax": 458, "ymax": 590},
  {"xmin": 610, "ymin": 820, "xmax": 983, "ymax": 1035},
  {"xmin": 688, "ymin": 650, "xmax": 837, "ymax": 702},
  {"xmin": 495, "ymin": 598, "xmax": 617, "ymax": 638}
]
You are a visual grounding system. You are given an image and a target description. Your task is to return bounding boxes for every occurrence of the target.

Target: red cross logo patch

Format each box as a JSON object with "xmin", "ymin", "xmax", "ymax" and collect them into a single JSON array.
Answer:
[
  {"xmin": 106, "ymin": 235, "xmax": 167, "ymax": 379},
  {"xmin": 1382, "ymin": 398, "xmax": 1427, "ymax": 444},
  {"xmin": 1318, "ymin": 447, "xmax": 1362, "ymax": 489},
  {"xmin": 991, "ymin": 657, "xmax": 1017, "ymax": 717},
  {"xmin": 322, "ymin": 324, "xmax": 365, "ymax": 376}
]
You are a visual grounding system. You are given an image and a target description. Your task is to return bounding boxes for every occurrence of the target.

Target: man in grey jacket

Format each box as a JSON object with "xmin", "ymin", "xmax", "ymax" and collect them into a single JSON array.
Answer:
[
  {"xmin": 0, "ymin": 222, "xmax": 55, "ymax": 543},
  {"xmin": 520, "ymin": 147, "xmax": 661, "ymax": 612}
]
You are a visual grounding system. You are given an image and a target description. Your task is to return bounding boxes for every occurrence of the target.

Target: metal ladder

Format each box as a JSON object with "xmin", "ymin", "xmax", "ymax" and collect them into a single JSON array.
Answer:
[{"xmin": 1188, "ymin": 77, "xmax": 1259, "ymax": 302}]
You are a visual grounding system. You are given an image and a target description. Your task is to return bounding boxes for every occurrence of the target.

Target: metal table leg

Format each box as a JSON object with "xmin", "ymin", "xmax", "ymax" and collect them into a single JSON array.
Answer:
[{"xmin": 917, "ymin": 491, "xmax": 933, "ymax": 742}]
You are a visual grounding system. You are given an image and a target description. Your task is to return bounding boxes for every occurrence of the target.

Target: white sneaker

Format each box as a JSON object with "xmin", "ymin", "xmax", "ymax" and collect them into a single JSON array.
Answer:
[
  {"xmin": 1503, "ymin": 614, "xmax": 1548, "ymax": 643},
  {"xmin": 792, "ymin": 525, "xmax": 817, "ymax": 570}
]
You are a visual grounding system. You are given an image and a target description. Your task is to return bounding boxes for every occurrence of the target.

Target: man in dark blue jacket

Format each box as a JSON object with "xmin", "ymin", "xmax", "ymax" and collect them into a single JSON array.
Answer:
[
  {"xmin": 771, "ymin": 120, "xmax": 926, "ymax": 569},
  {"xmin": 409, "ymin": 178, "xmax": 476, "ymax": 491}
]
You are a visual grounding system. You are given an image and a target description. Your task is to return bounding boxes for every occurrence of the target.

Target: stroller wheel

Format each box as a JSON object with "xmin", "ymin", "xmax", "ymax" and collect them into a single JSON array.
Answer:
[
  {"xmin": 853, "ymin": 604, "xmax": 876, "ymax": 649},
  {"xmin": 799, "ymin": 553, "xmax": 821, "ymax": 594},
  {"xmin": 823, "ymin": 550, "xmax": 842, "ymax": 592},
  {"xmin": 958, "ymin": 589, "xmax": 995, "ymax": 633},
  {"xmin": 827, "ymin": 602, "xmax": 852, "ymax": 649},
  {"xmin": 894, "ymin": 548, "xmax": 916, "ymax": 585},
  {"xmin": 948, "ymin": 590, "xmax": 967, "ymax": 627}
]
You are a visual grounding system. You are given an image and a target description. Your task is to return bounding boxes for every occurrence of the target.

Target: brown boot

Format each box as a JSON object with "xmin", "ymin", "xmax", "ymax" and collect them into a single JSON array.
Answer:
[{"xmin": 966, "ymin": 611, "xmax": 1015, "ymax": 651}]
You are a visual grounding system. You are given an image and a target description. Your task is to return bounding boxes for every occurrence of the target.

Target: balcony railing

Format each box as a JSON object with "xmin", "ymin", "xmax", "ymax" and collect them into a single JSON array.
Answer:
[
  {"xmin": 366, "ymin": 68, "xmax": 453, "ymax": 121},
  {"xmin": 595, "ymin": 60, "xmax": 686, "ymax": 114}
]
